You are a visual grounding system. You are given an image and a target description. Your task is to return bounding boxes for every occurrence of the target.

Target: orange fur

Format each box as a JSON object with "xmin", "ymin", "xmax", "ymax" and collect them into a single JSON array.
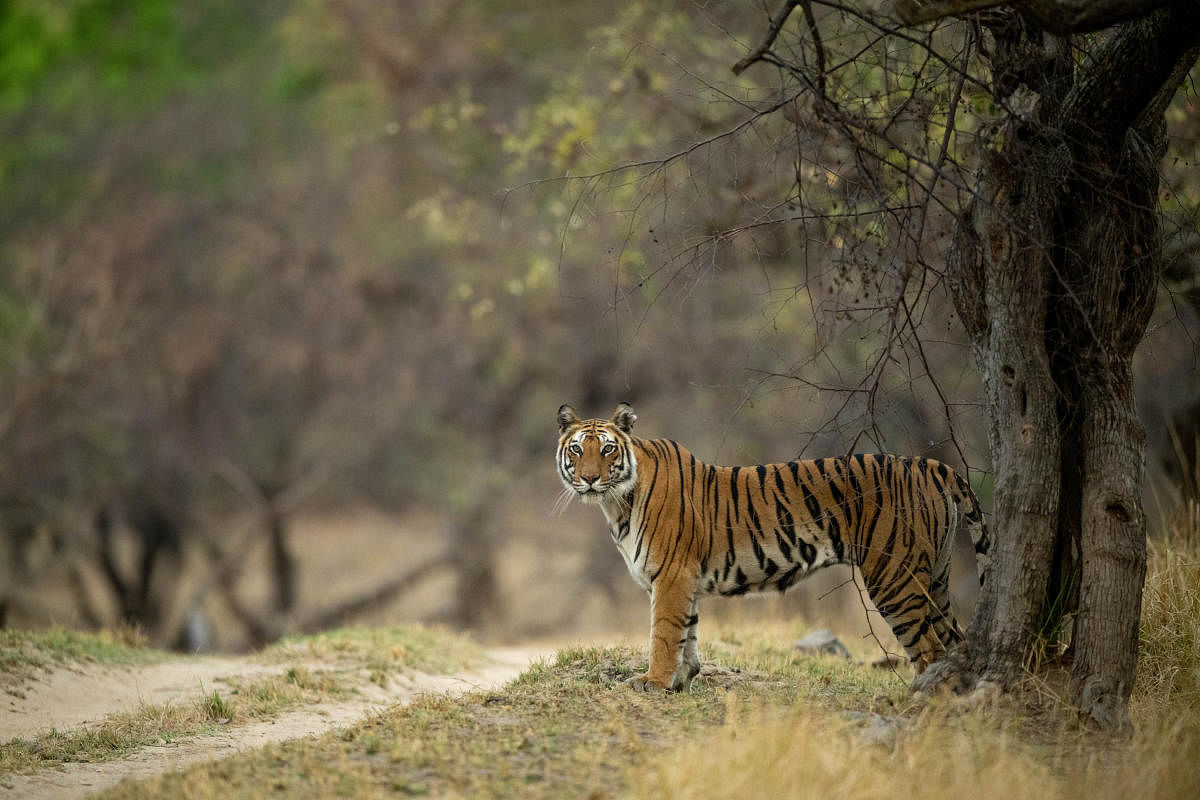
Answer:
[{"xmin": 557, "ymin": 403, "xmax": 990, "ymax": 692}]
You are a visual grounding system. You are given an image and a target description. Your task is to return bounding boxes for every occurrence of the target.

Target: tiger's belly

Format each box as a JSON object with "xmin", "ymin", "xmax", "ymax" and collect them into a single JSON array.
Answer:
[{"xmin": 702, "ymin": 532, "xmax": 842, "ymax": 597}]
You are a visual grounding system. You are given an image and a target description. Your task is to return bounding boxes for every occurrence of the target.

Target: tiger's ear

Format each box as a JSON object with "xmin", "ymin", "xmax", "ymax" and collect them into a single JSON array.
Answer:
[
  {"xmin": 611, "ymin": 402, "xmax": 637, "ymax": 433},
  {"xmin": 557, "ymin": 404, "xmax": 581, "ymax": 434}
]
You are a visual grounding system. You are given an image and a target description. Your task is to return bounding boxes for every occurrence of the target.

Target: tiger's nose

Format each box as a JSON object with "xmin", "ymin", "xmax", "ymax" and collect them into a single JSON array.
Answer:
[{"xmin": 579, "ymin": 471, "xmax": 601, "ymax": 484}]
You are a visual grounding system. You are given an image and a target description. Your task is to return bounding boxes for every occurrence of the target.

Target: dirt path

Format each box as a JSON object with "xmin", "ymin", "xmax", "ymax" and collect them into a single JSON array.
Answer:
[{"xmin": 1, "ymin": 646, "xmax": 549, "ymax": 800}]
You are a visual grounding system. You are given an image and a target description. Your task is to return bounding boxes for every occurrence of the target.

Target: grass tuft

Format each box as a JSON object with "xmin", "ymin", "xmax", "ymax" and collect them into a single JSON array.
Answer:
[
  {"xmin": 1135, "ymin": 498, "xmax": 1200, "ymax": 713},
  {"xmin": 199, "ymin": 689, "xmax": 233, "ymax": 724}
]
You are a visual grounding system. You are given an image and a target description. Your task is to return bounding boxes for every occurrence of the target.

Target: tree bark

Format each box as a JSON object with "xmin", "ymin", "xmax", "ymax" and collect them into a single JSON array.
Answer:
[
  {"xmin": 895, "ymin": 0, "xmax": 1178, "ymax": 34},
  {"xmin": 943, "ymin": 40, "xmax": 1071, "ymax": 685},
  {"xmin": 929, "ymin": 6, "xmax": 1200, "ymax": 729},
  {"xmin": 1055, "ymin": 131, "xmax": 1162, "ymax": 731}
]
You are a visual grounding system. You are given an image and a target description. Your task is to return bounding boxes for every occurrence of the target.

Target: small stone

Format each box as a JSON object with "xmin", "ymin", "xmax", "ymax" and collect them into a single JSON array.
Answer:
[
  {"xmin": 868, "ymin": 653, "xmax": 905, "ymax": 670},
  {"xmin": 843, "ymin": 710, "xmax": 905, "ymax": 748},
  {"xmin": 793, "ymin": 629, "xmax": 851, "ymax": 659}
]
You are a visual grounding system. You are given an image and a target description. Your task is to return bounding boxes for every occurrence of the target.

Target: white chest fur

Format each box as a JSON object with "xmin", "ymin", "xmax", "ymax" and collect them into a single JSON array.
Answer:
[{"xmin": 599, "ymin": 495, "xmax": 651, "ymax": 592}]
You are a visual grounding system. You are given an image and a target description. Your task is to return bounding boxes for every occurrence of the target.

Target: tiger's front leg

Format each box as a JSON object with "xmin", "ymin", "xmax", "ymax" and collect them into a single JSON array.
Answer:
[
  {"xmin": 670, "ymin": 596, "xmax": 701, "ymax": 691},
  {"xmin": 626, "ymin": 577, "xmax": 698, "ymax": 693}
]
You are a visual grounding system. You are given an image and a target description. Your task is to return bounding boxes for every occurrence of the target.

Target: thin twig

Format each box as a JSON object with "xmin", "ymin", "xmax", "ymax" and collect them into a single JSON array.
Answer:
[{"xmin": 732, "ymin": 0, "xmax": 802, "ymax": 75}]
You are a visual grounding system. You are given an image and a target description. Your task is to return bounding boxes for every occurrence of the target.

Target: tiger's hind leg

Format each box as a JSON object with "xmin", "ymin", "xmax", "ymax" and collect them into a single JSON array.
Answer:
[
  {"xmin": 911, "ymin": 584, "xmax": 963, "ymax": 674},
  {"xmin": 863, "ymin": 565, "xmax": 961, "ymax": 674}
]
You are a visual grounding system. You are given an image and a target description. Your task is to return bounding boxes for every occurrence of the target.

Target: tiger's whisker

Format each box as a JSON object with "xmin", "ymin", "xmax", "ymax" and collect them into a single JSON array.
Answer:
[{"xmin": 551, "ymin": 487, "xmax": 575, "ymax": 516}]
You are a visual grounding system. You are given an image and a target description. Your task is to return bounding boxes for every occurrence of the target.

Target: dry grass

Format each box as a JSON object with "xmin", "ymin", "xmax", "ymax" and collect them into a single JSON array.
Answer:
[
  {"xmin": 91, "ymin": 505, "xmax": 1200, "ymax": 800},
  {"xmin": 1135, "ymin": 497, "xmax": 1200, "ymax": 713},
  {"xmin": 97, "ymin": 634, "xmax": 909, "ymax": 799},
  {"xmin": 260, "ymin": 624, "xmax": 483, "ymax": 685},
  {"xmin": 635, "ymin": 702, "xmax": 1199, "ymax": 800},
  {"xmin": 635, "ymin": 499, "xmax": 1200, "ymax": 800}
]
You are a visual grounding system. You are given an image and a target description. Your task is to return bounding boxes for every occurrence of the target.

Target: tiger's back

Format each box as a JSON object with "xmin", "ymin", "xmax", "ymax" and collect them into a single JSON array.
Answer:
[{"xmin": 557, "ymin": 403, "xmax": 990, "ymax": 692}]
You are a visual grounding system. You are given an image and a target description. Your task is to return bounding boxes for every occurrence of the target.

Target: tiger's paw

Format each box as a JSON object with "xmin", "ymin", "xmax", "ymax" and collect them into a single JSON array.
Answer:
[{"xmin": 624, "ymin": 673, "xmax": 671, "ymax": 693}]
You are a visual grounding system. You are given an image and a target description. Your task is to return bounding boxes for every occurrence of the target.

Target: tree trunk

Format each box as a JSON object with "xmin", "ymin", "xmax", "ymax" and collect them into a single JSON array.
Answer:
[
  {"xmin": 448, "ymin": 497, "xmax": 501, "ymax": 629},
  {"xmin": 929, "ymin": 5, "xmax": 1200, "ymax": 730},
  {"xmin": 938, "ymin": 13, "xmax": 1072, "ymax": 692},
  {"xmin": 267, "ymin": 504, "xmax": 297, "ymax": 614}
]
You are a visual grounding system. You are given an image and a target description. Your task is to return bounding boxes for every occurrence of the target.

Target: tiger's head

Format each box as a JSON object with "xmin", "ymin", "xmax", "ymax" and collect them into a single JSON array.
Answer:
[{"xmin": 556, "ymin": 402, "xmax": 638, "ymax": 505}]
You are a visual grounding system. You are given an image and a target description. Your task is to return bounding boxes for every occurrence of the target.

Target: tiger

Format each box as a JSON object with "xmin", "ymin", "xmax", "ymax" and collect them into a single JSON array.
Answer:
[{"xmin": 556, "ymin": 402, "xmax": 991, "ymax": 693}]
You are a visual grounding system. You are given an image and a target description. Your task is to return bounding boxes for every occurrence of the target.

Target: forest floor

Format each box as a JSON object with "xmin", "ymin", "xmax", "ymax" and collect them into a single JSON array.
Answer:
[
  {"xmin": 4, "ymin": 622, "xmax": 1197, "ymax": 800},
  {"xmin": 5, "ymin": 510, "xmax": 1199, "ymax": 800},
  {"xmin": 0, "ymin": 627, "xmax": 550, "ymax": 799}
]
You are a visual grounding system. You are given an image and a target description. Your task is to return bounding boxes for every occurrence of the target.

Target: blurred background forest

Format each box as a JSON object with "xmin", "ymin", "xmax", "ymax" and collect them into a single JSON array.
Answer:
[{"xmin": 1, "ymin": 0, "xmax": 1198, "ymax": 653}]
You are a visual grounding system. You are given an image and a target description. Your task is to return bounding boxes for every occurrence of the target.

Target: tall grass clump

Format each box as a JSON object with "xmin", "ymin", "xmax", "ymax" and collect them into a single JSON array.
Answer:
[
  {"xmin": 1135, "ymin": 496, "xmax": 1200, "ymax": 713},
  {"xmin": 633, "ymin": 493, "xmax": 1200, "ymax": 800}
]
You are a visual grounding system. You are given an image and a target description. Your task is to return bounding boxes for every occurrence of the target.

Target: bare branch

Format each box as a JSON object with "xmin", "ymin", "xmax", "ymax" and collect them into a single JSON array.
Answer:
[
  {"xmin": 1059, "ymin": 2, "xmax": 1200, "ymax": 141},
  {"xmin": 799, "ymin": 1, "xmax": 828, "ymax": 104},
  {"xmin": 732, "ymin": 0, "xmax": 801, "ymax": 75},
  {"xmin": 894, "ymin": 0, "xmax": 1005, "ymax": 26},
  {"xmin": 295, "ymin": 554, "xmax": 455, "ymax": 633},
  {"xmin": 895, "ymin": 0, "xmax": 1180, "ymax": 35}
]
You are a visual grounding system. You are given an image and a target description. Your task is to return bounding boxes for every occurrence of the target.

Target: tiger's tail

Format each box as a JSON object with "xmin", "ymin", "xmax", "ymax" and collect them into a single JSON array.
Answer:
[{"xmin": 952, "ymin": 470, "xmax": 991, "ymax": 586}]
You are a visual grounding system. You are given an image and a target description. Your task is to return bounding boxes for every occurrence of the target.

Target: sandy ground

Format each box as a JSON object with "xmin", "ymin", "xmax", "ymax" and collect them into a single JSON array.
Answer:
[{"xmin": 1, "ymin": 646, "xmax": 549, "ymax": 800}]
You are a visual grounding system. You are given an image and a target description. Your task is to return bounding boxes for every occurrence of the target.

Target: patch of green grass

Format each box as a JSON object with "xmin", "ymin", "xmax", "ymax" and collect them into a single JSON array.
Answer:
[
  {"xmin": 260, "ymin": 624, "xmax": 483, "ymax": 686},
  {"xmin": 198, "ymin": 689, "xmax": 234, "ymax": 724},
  {"xmin": 0, "ymin": 625, "xmax": 159, "ymax": 692},
  {"xmin": 225, "ymin": 667, "xmax": 345, "ymax": 719},
  {"xmin": 101, "ymin": 633, "xmax": 909, "ymax": 799},
  {"xmin": 0, "ymin": 667, "xmax": 346, "ymax": 776}
]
